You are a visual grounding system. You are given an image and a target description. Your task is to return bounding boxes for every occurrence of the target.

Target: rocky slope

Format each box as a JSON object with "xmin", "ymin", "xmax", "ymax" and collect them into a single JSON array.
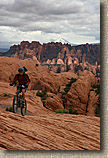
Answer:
[
  {"xmin": 0, "ymin": 108, "xmax": 100, "ymax": 150},
  {"xmin": 0, "ymin": 57, "xmax": 100, "ymax": 116},
  {"xmin": 0, "ymin": 57, "xmax": 100, "ymax": 150}
]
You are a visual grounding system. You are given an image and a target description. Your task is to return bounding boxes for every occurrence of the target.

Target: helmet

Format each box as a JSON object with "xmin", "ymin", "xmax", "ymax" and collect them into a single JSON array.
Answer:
[{"xmin": 18, "ymin": 67, "xmax": 24, "ymax": 73}]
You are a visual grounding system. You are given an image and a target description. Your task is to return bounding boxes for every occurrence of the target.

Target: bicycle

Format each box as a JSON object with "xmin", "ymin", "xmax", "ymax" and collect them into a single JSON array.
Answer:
[{"xmin": 12, "ymin": 84, "xmax": 27, "ymax": 116}]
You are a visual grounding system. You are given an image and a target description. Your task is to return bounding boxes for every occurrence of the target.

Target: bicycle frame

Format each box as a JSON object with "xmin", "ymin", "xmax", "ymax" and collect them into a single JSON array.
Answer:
[{"xmin": 12, "ymin": 84, "xmax": 27, "ymax": 116}]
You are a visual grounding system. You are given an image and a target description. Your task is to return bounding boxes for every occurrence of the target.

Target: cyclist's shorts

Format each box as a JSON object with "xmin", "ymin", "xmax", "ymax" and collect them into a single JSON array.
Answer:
[{"xmin": 17, "ymin": 85, "xmax": 28, "ymax": 92}]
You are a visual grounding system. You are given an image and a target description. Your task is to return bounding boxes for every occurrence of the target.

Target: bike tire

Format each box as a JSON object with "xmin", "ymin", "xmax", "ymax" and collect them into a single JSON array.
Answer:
[
  {"xmin": 21, "ymin": 100, "xmax": 27, "ymax": 116},
  {"xmin": 13, "ymin": 95, "xmax": 18, "ymax": 113}
]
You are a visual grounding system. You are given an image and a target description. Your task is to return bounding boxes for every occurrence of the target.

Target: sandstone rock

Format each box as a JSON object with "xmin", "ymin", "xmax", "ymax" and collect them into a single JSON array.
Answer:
[
  {"xmin": 32, "ymin": 56, "xmax": 40, "ymax": 64},
  {"xmin": 87, "ymin": 91, "xmax": 100, "ymax": 116},
  {"xmin": 65, "ymin": 70, "xmax": 97, "ymax": 115},
  {"xmin": 0, "ymin": 108, "xmax": 100, "ymax": 150},
  {"xmin": 44, "ymin": 93, "xmax": 64, "ymax": 111}
]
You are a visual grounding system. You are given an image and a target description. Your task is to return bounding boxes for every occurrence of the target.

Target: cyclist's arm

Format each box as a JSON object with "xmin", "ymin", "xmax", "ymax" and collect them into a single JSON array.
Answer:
[
  {"xmin": 11, "ymin": 74, "xmax": 18, "ymax": 84},
  {"xmin": 25, "ymin": 74, "xmax": 30, "ymax": 85}
]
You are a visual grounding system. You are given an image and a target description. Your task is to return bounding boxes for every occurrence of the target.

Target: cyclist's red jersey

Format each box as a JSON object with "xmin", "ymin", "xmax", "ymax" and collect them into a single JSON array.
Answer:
[{"xmin": 11, "ymin": 73, "xmax": 30, "ymax": 85}]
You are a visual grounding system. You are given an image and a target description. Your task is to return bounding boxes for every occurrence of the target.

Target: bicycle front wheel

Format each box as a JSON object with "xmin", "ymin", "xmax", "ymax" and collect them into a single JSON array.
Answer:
[
  {"xmin": 21, "ymin": 100, "xmax": 27, "ymax": 116},
  {"xmin": 13, "ymin": 95, "xmax": 18, "ymax": 113}
]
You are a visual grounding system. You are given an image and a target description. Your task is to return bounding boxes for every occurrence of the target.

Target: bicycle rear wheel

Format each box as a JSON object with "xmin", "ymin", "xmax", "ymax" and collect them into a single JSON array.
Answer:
[
  {"xmin": 13, "ymin": 95, "xmax": 18, "ymax": 113},
  {"xmin": 21, "ymin": 100, "xmax": 27, "ymax": 116}
]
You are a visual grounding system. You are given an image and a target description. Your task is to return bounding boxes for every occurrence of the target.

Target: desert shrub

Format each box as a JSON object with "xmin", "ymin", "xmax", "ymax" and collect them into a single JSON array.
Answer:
[
  {"xmin": 91, "ymin": 85, "xmax": 100, "ymax": 96},
  {"xmin": 36, "ymin": 91, "xmax": 44, "ymax": 97},
  {"xmin": 36, "ymin": 90, "xmax": 47, "ymax": 97},
  {"xmin": 63, "ymin": 109, "xmax": 69, "ymax": 114},
  {"xmin": 56, "ymin": 108, "xmax": 78, "ymax": 115},
  {"xmin": 62, "ymin": 92, "xmax": 67, "ymax": 95},
  {"xmin": 41, "ymin": 97, "xmax": 47, "ymax": 100},
  {"xmin": 6, "ymin": 107, "xmax": 9, "ymax": 111},
  {"xmin": 51, "ymin": 96, "xmax": 53, "ymax": 98},
  {"xmin": 64, "ymin": 77, "xmax": 77, "ymax": 93},
  {"xmin": 42, "ymin": 90, "xmax": 47, "ymax": 96},
  {"xmin": 61, "ymin": 96, "xmax": 65, "ymax": 99},
  {"xmin": 3, "ymin": 93, "xmax": 10, "ymax": 97},
  {"xmin": 73, "ymin": 110, "xmax": 78, "ymax": 115},
  {"xmin": 69, "ymin": 108, "xmax": 73, "ymax": 114},
  {"xmin": 64, "ymin": 87, "xmax": 70, "ymax": 93},
  {"xmin": 5, "ymin": 107, "xmax": 13, "ymax": 112},
  {"xmin": 56, "ymin": 109, "xmax": 64, "ymax": 114},
  {"xmin": 92, "ymin": 85, "xmax": 99, "ymax": 89},
  {"xmin": 70, "ymin": 77, "xmax": 77, "ymax": 84}
]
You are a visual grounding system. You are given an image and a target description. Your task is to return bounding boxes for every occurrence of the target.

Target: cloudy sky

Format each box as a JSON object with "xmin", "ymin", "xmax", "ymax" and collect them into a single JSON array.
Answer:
[{"xmin": 0, "ymin": 0, "xmax": 100, "ymax": 48}]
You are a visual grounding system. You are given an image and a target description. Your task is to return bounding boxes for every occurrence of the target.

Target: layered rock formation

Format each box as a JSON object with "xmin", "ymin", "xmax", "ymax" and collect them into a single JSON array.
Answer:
[
  {"xmin": 0, "ymin": 41, "xmax": 100, "ymax": 77},
  {"xmin": 0, "ymin": 107, "xmax": 100, "ymax": 150}
]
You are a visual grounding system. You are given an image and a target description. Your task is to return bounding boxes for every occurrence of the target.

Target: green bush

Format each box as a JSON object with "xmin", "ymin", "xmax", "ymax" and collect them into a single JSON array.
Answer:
[
  {"xmin": 56, "ymin": 108, "xmax": 78, "ymax": 115},
  {"xmin": 36, "ymin": 90, "xmax": 47, "ymax": 97},
  {"xmin": 62, "ymin": 92, "xmax": 67, "ymax": 95},
  {"xmin": 69, "ymin": 108, "xmax": 73, "ymax": 114},
  {"xmin": 91, "ymin": 85, "xmax": 100, "ymax": 96},
  {"xmin": 63, "ymin": 109, "xmax": 69, "ymax": 114},
  {"xmin": 61, "ymin": 96, "xmax": 65, "ymax": 99},
  {"xmin": 64, "ymin": 78, "xmax": 77, "ymax": 93},
  {"xmin": 3, "ymin": 93, "xmax": 10, "ymax": 97},
  {"xmin": 70, "ymin": 78, "xmax": 77, "ymax": 84},
  {"xmin": 41, "ymin": 97, "xmax": 47, "ymax": 100},
  {"xmin": 42, "ymin": 90, "xmax": 47, "ymax": 96},
  {"xmin": 6, "ymin": 107, "xmax": 9, "ymax": 111},
  {"xmin": 5, "ymin": 107, "xmax": 13, "ymax": 112},
  {"xmin": 73, "ymin": 110, "xmax": 78, "ymax": 115},
  {"xmin": 56, "ymin": 109, "xmax": 64, "ymax": 114},
  {"xmin": 92, "ymin": 85, "xmax": 99, "ymax": 89},
  {"xmin": 51, "ymin": 96, "xmax": 53, "ymax": 98},
  {"xmin": 64, "ymin": 87, "xmax": 70, "ymax": 93}
]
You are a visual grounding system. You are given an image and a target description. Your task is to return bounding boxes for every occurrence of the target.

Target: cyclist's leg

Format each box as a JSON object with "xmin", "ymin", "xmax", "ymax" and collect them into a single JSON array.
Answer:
[
  {"xmin": 17, "ymin": 86, "xmax": 20, "ymax": 94},
  {"xmin": 22, "ymin": 89, "xmax": 26, "ymax": 102}
]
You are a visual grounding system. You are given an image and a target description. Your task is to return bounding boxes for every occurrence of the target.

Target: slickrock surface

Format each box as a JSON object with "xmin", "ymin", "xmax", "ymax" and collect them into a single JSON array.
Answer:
[
  {"xmin": 0, "ymin": 57, "xmax": 100, "ymax": 150},
  {"xmin": 0, "ymin": 108, "xmax": 100, "ymax": 150}
]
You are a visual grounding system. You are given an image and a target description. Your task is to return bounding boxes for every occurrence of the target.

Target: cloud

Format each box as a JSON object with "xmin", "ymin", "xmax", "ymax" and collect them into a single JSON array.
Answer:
[{"xmin": 0, "ymin": 0, "xmax": 100, "ymax": 45}]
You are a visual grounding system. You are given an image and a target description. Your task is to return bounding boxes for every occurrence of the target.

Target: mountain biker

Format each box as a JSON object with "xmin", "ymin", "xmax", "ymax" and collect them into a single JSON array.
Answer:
[{"xmin": 10, "ymin": 67, "xmax": 30, "ymax": 106}]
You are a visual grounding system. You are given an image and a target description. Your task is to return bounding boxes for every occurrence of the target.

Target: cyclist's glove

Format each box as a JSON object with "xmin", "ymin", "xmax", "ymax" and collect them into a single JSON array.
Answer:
[{"xmin": 25, "ymin": 84, "xmax": 28, "ymax": 88}]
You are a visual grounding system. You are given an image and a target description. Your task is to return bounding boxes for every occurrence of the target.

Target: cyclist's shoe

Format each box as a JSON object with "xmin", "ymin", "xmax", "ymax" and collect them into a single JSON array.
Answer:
[{"xmin": 10, "ymin": 83, "xmax": 13, "ymax": 86}]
